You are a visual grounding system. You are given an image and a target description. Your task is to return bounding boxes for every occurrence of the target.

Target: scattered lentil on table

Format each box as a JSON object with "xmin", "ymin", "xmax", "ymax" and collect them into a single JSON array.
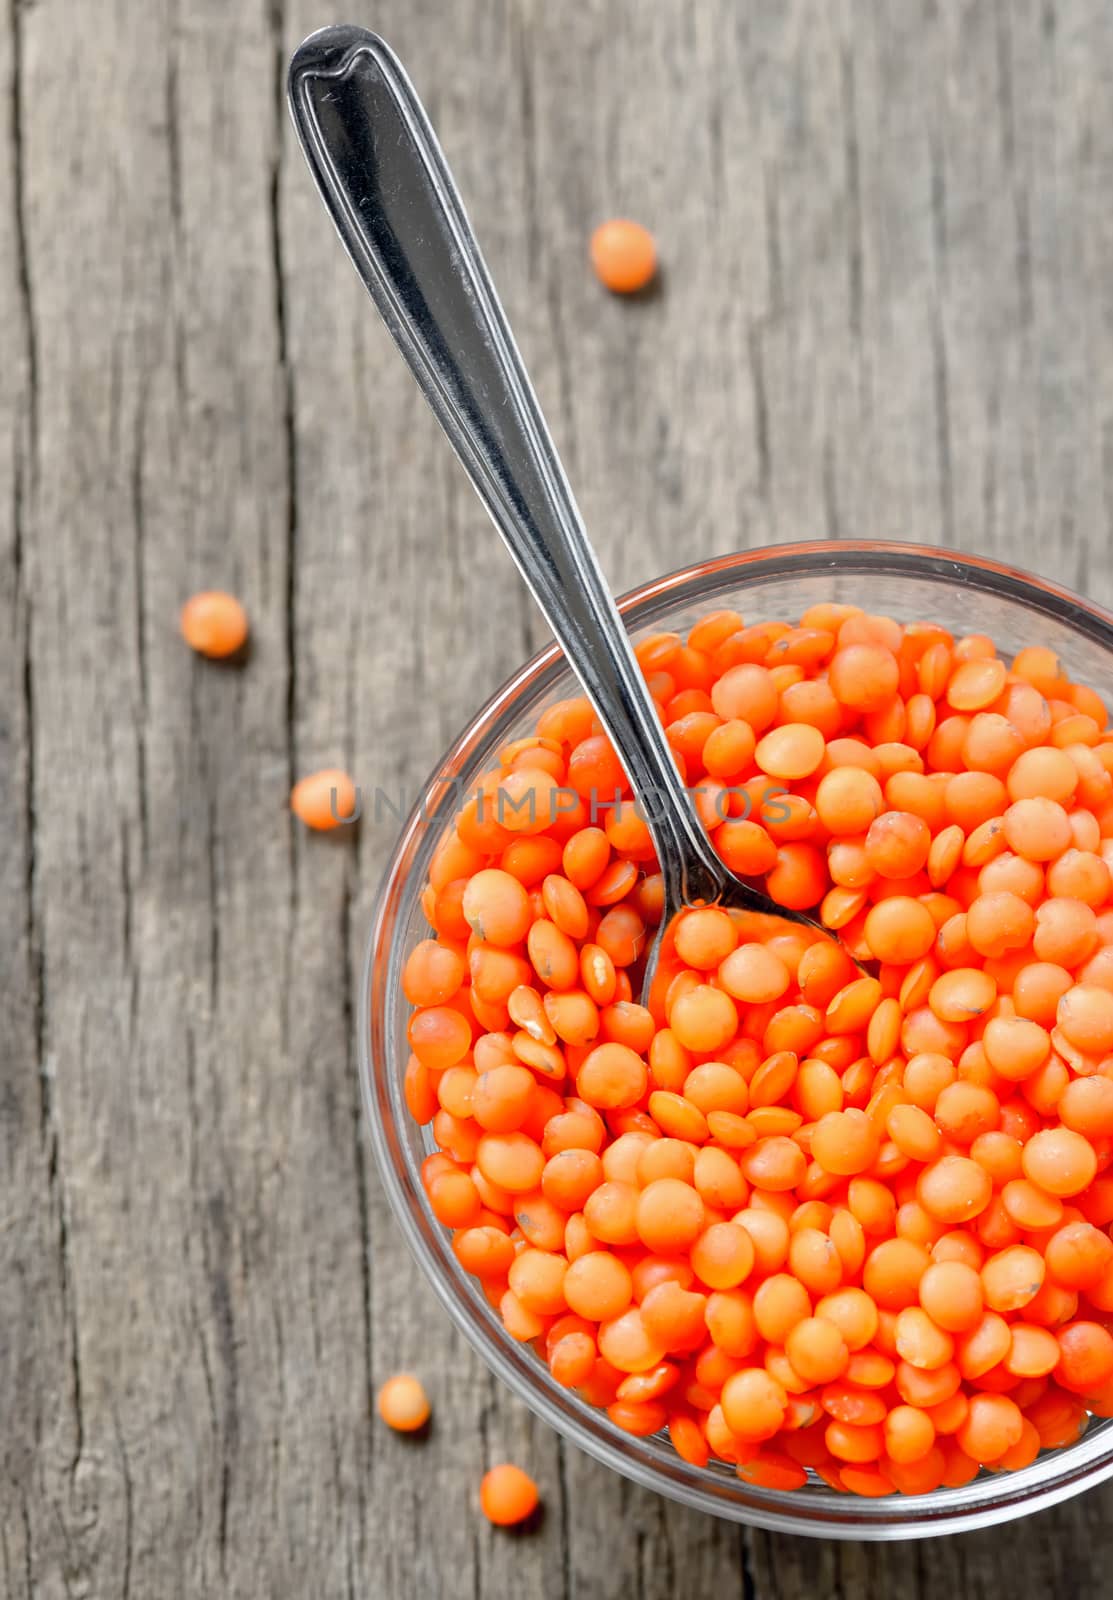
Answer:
[
  {"xmin": 404, "ymin": 605, "xmax": 1113, "ymax": 1496},
  {"xmin": 290, "ymin": 768, "xmax": 359, "ymax": 831},
  {"xmin": 179, "ymin": 590, "xmax": 249, "ymax": 658},
  {"xmin": 376, "ymin": 1373, "xmax": 432, "ymax": 1433},
  {"xmin": 589, "ymin": 218, "xmax": 657, "ymax": 293},
  {"xmin": 479, "ymin": 1463, "xmax": 541, "ymax": 1525}
]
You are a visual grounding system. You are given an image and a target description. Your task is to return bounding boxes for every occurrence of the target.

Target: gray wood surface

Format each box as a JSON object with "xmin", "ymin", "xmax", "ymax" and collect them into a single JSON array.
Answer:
[{"xmin": 5, "ymin": 0, "xmax": 1113, "ymax": 1594}]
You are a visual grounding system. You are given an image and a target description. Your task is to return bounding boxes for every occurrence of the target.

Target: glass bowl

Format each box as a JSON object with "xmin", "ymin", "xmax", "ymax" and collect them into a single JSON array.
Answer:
[{"xmin": 360, "ymin": 540, "xmax": 1113, "ymax": 1539}]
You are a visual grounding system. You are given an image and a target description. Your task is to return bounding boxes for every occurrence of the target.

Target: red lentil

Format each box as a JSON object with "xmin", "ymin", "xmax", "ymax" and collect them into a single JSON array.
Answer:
[
  {"xmin": 180, "ymin": 589, "xmax": 249, "ymax": 657},
  {"xmin": 377, "ymin": 1373, "xmax": 431, "ymax": 1432},
  {"xmin": 291, "ymin": 768, "xmax": 359, "ymax": 831},
  {"xmin": 590, "ymin": 219, "xmax": 657, "ymax": 294},
  {"xmin": 480, "ymin": 1463, "xmax": 540, "ymax": 1525}
]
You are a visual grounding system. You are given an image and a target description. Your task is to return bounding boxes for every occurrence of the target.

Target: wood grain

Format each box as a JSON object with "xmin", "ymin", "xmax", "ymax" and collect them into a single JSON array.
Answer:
[{"xmin": 5, "ymin": 0, "xmax": 1113, "ymax": 1595}]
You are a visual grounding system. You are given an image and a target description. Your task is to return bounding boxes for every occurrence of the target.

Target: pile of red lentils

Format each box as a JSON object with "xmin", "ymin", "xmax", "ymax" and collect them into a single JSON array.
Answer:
[{"xmin": 403, "ymin": 605, "xmax": 1113, "ymax": 1497}]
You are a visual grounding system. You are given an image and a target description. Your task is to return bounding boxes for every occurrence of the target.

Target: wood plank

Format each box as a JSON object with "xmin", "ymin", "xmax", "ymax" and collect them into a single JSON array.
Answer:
[
  {"xmin": 0, "ymin": 3, "xmax": 75, "ymax": 1596},
  {"xmin": 5, "ymin": 0, "xmax": 318, "ymax": 1591}
]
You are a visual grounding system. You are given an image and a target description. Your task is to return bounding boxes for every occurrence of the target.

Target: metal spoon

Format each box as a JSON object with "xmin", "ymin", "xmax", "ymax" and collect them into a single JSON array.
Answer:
[{"xmin": 288, "ymin": 26, "xmax": 833, "ymax": 997}]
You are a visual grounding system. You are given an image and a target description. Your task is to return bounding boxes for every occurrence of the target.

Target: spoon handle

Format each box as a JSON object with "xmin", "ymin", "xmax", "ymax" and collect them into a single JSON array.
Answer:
[{"xmin": 288, "ymin": 25, "xmax": 725, "ymax": 905}]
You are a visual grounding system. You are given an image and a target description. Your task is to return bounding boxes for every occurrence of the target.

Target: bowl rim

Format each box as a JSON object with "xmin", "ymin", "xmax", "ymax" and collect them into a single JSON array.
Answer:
[{"xmin": 360, "ymin": 539, "xmax": 1113, "ymax": 1538}]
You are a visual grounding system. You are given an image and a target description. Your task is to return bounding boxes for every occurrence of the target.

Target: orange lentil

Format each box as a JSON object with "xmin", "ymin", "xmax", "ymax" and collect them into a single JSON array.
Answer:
[
  {"xmin": 826, "ymin": 1419, "xmax": 884, "ymax": 1464},
  {"xmin": 501, "ymin": 833, "xmax": 564, "ymax": 885},
  {"xmin": 461, "ymin": 869, "xmax": 530, "ymax": 946},
  {"xmin": 816, "ymin": 767, "xmax": 885, "ymax": 834},
  {"xmin": 865, "ymin": 811, "xmax": 931, "ymax": 878},
  {"xmin": 480, "ymin": 1463, "xmax": 540, "ymax": 1525},
  {"xmin": 963, "ymin": 714, "xmax": 1025, "ymax": 774},
  {"xmin": 408, "ymin": 1006, "xmax": 473, "ymax": 1072},
  {"xmin": 895, "ymin": 1358, "xmax": 962, "ymax": 1410},
  {"xmin": 1047, "ymin": 849, "xmax": 1112, "ymax": 905},
  {"xmin": 585, "ymin": 860, "xmax": 639, "ymax": 910},
  {"xmin": 929, "ymin": 967, "xmax": 997, "ymax": 1021},
  {"xmin": 787, "ymin": 1227, "xmax": 841, "ymax": 1295},
  {"xmin": 476, "ymin": 1133, "xmax": 545, "ymax": 1195},
  {"xmin": 820, "ymin": 1384, "xmax": 886, "ymax": 1428},
  {"xmin": 828, "ymin": 644, "xmax": 900, "ymax": 712},
  {"xmin": 862, "ymin": 1238, "xmax": 930, "ymax": 1311},
  {"xmin": 736, "ymin": 1451, "xmax": 809, "ymax": 1492},
  {"xmin": 885, "ymin": 1404, "xmax": 936, "ymax": 1464},
  {"xmin": 562, "ymin": 827, "xmax": 611, "ymax": 890},
  {"xmin": 1004, "ymin": 797, "xmax": 1074, "ymax": 861},
  {"xmin": 956, "ymin": 1393, "xmax": 1024, "ymax": 1464},
  {"xmin": 589, "ymin": 217, "xmax": 659, "ymax": 294},
  {"xmin": 563, "ymin": 1252, "xmax": 633, "ymax": 1322},
  {"xmin": 956, "ymin": 1312, "xmax": 1013, "ymax": 1381},
  {"xmin": 903, "ymin": 1052, "xmax": 957, "ymax": 1112},
  {"xmin": 811, "ymin": 1110, "xmax": 881, "ymax": 1176},
  {"xmin": 1057, "ymin": 982, "xmax": 1113, "ymax": 1053},
  {"xmin": 454, "ymin": 1226, "xmax": 516, "ymax": 1280},
  {"xmin": 673, "ymin": 907, "xmax": 736, "ymax": 970},
  {"xmin": 636, "ymin": 1179, "xmax": 705, "ymax": 1254},
  {"xmin": 982, "ymin": 1016, "xmax": 1050, "ymax": 1082},
  {"xmin": 691, "ymin": 1222, "xmax": 757, "ymax": 1290},
  {"xmin": 180, "ymin": 589, "xmax": 249, "ymax": 658},
  {"xmin": 1022, "ymin": 1128, "xmax": 1098, "ymax": 1198},
  {"xmin": 597, "ymin": 1306, "xmax": 668, "ymax": 1374},
  {"xmin": 642, "ymin": 1282, "xmax": 709, "ymax": 1355},
  {"xmin": 714, "ymin": 818, "xmax": 780, "ymax": 877},
  {"xmin": 766, "ymin": 843, "xmax": 829, "ymax": 910},
  {"xmin": 403, "ymin": 940, "xmax": 466, "ymax": 1007},
  {"xmin": 709, "ymin": 661, "xmax": 778, "ymax": 726},
  {"xmin": 703, "ymin": 1289, "xmax": 758, "ymax": 1358},
  {"xmin": 749, "ymin": 1050, "xmax": 799, "ymax": 1108},
  {"xmin": 575, "ymin": 1043, "xmax": 647, "ymax": 1111},
  {"xmin": 290, "ymin": 768, "xmax": 359, "ymax": 831},
  {"xmin": 685, "ymin": 1064, "xmax": 750, "ymax": 1120},
  {"xmin": 919, "ymin": 1260, "xmax": 983, "ymax": 1333},
  {"xmin": 980, "ymin": 1245, "xmax": 1045, "ymax": 1313},
  {"xmin": 669, "ymin": 1413, "xmax": 711, "ymax": 1467},
  {"xmin": 888, "ymin": 1103, "xmax": 942, "ymax": 1163},
  {"xmin": 549, "ymin": 1333, "xmax": 597, "ymax": 1388},
  {"xmin": 1060, "ymin": 1078, "xmax": 1113, "ymax": 1139},
  {"xmin": 934, "ymin": 1082, "xmax": 1000, "ymax": 1145},
  {"xmin": 754, "ymin": 723, "xmax": 826, "ymax": 780},
  {"xmin": 721, "ymin": 1369, "xmax": 788, "ymax": 1441},
  {"xmin": 703, "ymin": 719, "xmax": 757, "ymax": 779},
  {"xmin": 895, "ymin": 1307, "xmax": 955, "ymax": 1371},
  {"xmin": 785, "ymin": 1316, "xmax": 850, "ymax": 1384},
  {"xmin": 1005, "ymin": 1324, "xmax": 1063, "ymax": 1379},
  {"xmin": 719, "ymin": 943, "xmax": 792, "ymax": 1003},
  {"xmin": 1034, "ymin": 897, "xmax": 1099, "ymax": 966},
  {"xmin": 1056, "ymin": 1321, "xmax": 1113, "ymax": 1391},
  {"xmin": 966, "ymin": 891, "xmax": 1036, "ymax": 958},
  {"xmin": 968, "ymin": 1131, "xmax": 1023, "ymax": 1185},
  {"xmin": 948, "ymin": 657, "xmax": 1008, "ymax": 711},
  {"xmin": 1008, "ymin": 746, "xmax": 1079, "ymax": 803},
  {"xmin": 376, "ymin": 1373, "xmax": 431, "ymax": 1433},
  {"xmin": 508, "ymin": 1247, "xmax": 569, "ymax": 1315},
  {"xmin": 740, "ymin": 1135, "xmax": 808, "ymax": 1192}
]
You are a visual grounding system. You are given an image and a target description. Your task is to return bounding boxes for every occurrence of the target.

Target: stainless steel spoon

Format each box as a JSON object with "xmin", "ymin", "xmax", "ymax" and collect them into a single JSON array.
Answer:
[{"xmin": 288, "ymin": 26, "xmax": 831, "ymax": 997}]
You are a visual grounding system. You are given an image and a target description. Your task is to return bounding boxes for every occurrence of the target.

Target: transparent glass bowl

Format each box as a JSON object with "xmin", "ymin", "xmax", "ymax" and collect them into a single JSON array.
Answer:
[{"xmin": 360, "ymin": 541, "xmax": 1113, "ymax": 1538}]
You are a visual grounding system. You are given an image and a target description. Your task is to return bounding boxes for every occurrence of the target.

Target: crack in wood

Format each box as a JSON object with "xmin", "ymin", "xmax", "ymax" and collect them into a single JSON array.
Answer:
[{"xmin": 928, "ymin": 134, "xmax": 955, "ymax": 550}]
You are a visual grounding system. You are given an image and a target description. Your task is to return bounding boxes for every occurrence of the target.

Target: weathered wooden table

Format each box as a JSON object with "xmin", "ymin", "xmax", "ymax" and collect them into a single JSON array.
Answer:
[{"xmin": 5, "ymin": 1, "xmax": 1113, "ymax": 1594}]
